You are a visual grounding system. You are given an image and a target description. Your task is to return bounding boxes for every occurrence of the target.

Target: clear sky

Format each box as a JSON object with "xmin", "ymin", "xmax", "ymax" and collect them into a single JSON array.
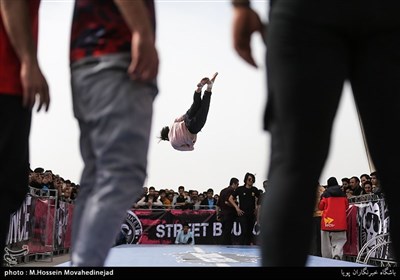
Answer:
[{"xmin": 30, "ymin": 0, "xmax": 371, "ymax": 195}]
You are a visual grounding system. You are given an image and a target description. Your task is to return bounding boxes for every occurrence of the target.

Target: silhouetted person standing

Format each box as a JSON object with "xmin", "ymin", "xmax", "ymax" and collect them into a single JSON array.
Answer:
[{"xmin": 232, "ymin": 0, "xmax": 400, "ymax": 266}]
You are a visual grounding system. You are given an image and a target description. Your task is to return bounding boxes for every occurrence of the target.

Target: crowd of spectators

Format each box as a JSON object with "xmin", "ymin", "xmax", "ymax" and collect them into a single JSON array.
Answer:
[
  {"xmin": 26, "ymin": 167, "xmax": 383, "ymax": 209},
  {"xmin": 26, "ymin": 168, "xmax": 387, "ymax": 250},
  {"xmin": 132, "ymin": 185, "xmax": 223, "ymax": 210},
  {"xmin": 337, "ymin": 171, "xmax": 383, "ymax": 201},
  {"xmin": 28, "ymin": 166, "xmax": 79, "ymax": 204}
]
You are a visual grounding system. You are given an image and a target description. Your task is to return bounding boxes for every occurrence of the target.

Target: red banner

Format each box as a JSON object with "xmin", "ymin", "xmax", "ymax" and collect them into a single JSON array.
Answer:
[
  {"xmin": 116, "ymin": 209, "xmax": 261, "ymax": 245},
  {"xmin": 115, "ymin": 209, "xmax": 222, "ymax": 245},
  {"xmin": 28, "ymin": 198, "xmax": 55, "ymax": 253},
  {"xmin": 344, "ymin": 204, "xmax": 359, "ymax": 256}
]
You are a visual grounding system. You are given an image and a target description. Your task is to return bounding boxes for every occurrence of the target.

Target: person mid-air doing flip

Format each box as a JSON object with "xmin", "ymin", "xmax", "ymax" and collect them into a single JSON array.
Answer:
[{"xmin": 160, "ymin": 72, "xmax": 218, "ymax": 151}]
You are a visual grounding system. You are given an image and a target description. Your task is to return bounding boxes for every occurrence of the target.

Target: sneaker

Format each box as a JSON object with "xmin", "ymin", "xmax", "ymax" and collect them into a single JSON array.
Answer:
[
  {"xmin": 197, "ymin": 77, "xmax": 210, "ymax": 88},
  {"xmin": 333, "ymin": 255, "xmax": 341, "ymax": 260}
]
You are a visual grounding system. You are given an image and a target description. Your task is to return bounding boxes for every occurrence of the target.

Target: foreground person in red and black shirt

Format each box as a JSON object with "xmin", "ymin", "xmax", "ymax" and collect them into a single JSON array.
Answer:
[
  {"xmin": 0, "ymin": 0, "xmax": 50, "ymax": 266},
  {"xmin": 69, "ymin": 0, "xmax": 158, "ymax": 266}
]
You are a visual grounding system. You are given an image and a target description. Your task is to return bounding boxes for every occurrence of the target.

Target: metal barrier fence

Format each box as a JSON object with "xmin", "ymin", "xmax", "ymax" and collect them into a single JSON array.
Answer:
[
  {"xmin": 346, "ymin": 194, "xmax": 397, "ymax": 267},
  {"xmin": 4, "ymin": 187, "xmax": 66, "ymax": 266},
  {"xmin": 4, "ymin": 187, "xmax": 398, "ymax": 266}
]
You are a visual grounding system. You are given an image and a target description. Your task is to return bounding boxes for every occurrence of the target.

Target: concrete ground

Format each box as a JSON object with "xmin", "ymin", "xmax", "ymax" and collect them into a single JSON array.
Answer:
[{"xmin": 12, "ymin": 245, "xmax": 373, "ymax": 267}]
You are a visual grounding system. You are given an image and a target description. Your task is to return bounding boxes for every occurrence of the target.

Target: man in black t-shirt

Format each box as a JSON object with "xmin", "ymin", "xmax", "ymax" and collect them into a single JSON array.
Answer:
[
  {"xmin": 218, "ymin": 177, "xmax": 239, "ymax": 245},
  {"xmin": 229, "ymin": 173, "xmax": 260, "ymax": 245}
]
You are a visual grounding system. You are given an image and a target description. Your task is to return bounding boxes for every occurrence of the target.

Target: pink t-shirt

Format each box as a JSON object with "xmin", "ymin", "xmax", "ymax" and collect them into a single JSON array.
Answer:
[{"xmin": 168, "ymin": 116, "xmax": 197, "ymax": 151}]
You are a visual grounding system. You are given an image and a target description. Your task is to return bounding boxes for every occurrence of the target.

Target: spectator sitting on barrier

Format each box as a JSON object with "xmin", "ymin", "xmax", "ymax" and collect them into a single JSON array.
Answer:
[
  {"xmin": 158, "ymin": 189, "xmax": 168, "ymax": 205},
  {"xmin": 198, "ymin": 193, "xmax": 205, "ymax": 204},
  {"xmin": 341, "ymin": 177, "xmax": 350, "ymax": 193},
  {"xmin": 213, "ymin": 194, "xmax": 219, "ymax": 205},
  {"xmin": 53, "ymin": 175, "xmax": 65, "ymax": 203},
  {"xmin": 163, "ymin": 192, "xmax": 174, "ymax": 209},
  {"xmin": 70, "ymin": 183, "xmax": 79, "ymax": 201},
  {"xmin": 61, "ymin": 180, "xmax": 73, "ymax": 201},
  {"xmin": 41, "ymin": 170, "xmax": 54, "ymax": 189},
  {"xmin": 29, "ymin": 167, "xmax": 44, "ymax": 189},
  {"xmin": 188, "ymin": 190, "xmax": 202, "ymax": 210},
  {"xmin": 345, "ymin": 187, "xmax": 354, "ymax": 199},
  {"xmin": 136, "ymin": 186, "xmax": 163, "ymax": 209},
  {"xmin": 370, "ymin": 171, "xmax": 383, "ymax": 196},
  {"xmin": 38, "ymin": 170, "xmax": 54, "ymax": 195},
  {"xmin": 132, "ymin": 187, "xmax": 148, "ymax": 208},
  {"xmin": 349, "ymin": 176, "xmax": 363, "ymax": 196},
  {"xmin": 362, "ymin": 181, "xmax": 373, "ymax": 195},
  {"xmin": 360, "ymin": 173, "xmax": 371, "ymax": 189},
  {"xmin": 200, "ymin": 188, "xmax": 217, "ymax": 209},
  {"xmin": 175, "ymin": 222, "xmax": 195, "ymax": 245},
  {"xmin": 173, "ymin": 186, "xmax": 190, "ymax": 209}
]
